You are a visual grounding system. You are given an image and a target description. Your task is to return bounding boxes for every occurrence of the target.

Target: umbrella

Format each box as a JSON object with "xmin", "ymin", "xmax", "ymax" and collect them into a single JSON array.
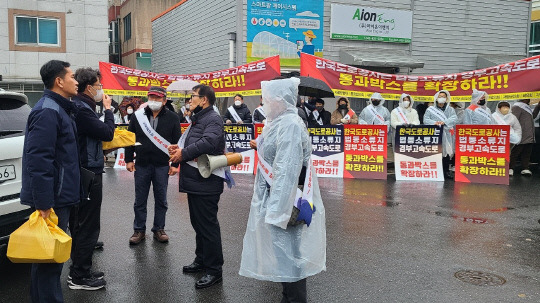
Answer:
[
  {"xmin": 297, "ymin": 76, "xmax": 334, "ymax": 98},
  {"xmin": 166, "ymin": 79, "xmax": 200, "ymax": 93}
]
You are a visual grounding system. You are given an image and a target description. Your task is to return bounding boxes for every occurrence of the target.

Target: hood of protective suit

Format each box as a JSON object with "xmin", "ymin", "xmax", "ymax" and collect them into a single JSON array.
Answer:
[
  {"xmin": 495, "ymin": 101, "xmax": 512, "ymax": 116},
  {"xmin": 335, "ymin": 98, "xmax": 351, "ymax": 110},
  {"xmin": 433, "ymin": 90, "xmax": 452, "ymax": 104},
  {"xmin": 470, "ymin": 89, "xmax": 488, "ymax": 107},
  {"xmin": 399, "ymin": 93, "xmax": 414, "ymax": 109},
  {"xmin": 261, "ymin": 77, "xmax": 300, "ymax": 121},
  {"xmin": 368, "ymin": 92, "xmax": 385, "ymax": 106}
]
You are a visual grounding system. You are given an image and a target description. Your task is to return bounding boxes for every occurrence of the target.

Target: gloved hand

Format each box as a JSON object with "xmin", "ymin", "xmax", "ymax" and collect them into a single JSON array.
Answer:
[{"xmin": 341, "ymin": 118, "xmax": 348, "ymax": 124}]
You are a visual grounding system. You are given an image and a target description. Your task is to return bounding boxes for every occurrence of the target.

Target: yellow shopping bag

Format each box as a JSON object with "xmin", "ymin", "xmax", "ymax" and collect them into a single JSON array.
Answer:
[
  {"xmin": 7, "ymin": 209, "xmax": 72, "ymax": 263},
  {"xmin": 102, "ymin": 129, "xmax": 136, "ymax": 151}
]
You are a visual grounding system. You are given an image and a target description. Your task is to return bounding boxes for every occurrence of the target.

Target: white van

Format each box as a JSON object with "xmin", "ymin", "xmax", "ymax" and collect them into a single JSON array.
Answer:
[{"xmin": 0, "ymin": 89, "xmax": 32, "ymax": 253}]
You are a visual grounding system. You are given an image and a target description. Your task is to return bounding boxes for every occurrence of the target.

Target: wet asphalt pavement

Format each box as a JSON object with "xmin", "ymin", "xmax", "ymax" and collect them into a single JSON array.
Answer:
[{"xmin": 1, "ymin": 167, "xmax": 539, "ymax": 302}]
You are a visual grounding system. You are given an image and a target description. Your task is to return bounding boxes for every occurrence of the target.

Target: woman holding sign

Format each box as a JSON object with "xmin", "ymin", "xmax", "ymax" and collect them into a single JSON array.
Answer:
[
  {"xmin": 330, "ymin": 97, "xmax": 358, "ymax": 125},
  {"xmin": 239, "ymin": 77, "xmax": 326, "ymax": 303},
  {"xmin": 423, "ymin": 90, "xmax": 458, "ymax": 179}
]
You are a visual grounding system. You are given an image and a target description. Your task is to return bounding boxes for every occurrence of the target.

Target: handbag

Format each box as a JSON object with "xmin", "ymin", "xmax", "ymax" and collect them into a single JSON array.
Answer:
[
  {"xmin": 80, "ymin": 167, "xmax": 95, "ymax": 200},
  {"xmin": 287, "ymin": 166, "xmax": 307, "ymax": 227}
]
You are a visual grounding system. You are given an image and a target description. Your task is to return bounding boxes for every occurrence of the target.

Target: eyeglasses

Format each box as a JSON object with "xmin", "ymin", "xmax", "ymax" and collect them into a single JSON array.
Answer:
[
  {"xmin": 93, "ymin": 84, "xmax": 103, "ymax": 89},
  {"xmin": 191, "ymin": 94, "xmax": 203, "ymax": 99}
]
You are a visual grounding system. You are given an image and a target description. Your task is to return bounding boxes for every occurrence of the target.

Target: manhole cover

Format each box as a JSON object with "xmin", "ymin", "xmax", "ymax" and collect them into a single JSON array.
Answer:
[{"xmin": 454, "ymin": 270, "xmax": 506, "ymax": 286}]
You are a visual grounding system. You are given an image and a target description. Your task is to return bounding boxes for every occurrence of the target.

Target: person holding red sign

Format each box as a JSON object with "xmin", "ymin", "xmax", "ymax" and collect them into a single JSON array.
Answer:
[
  {"xmin": 358, "ymin": 92, "xmax": 391, "ymax": 131},
  {"xmin": 424, "ymin": 90, "xmax": 458, "ymax": 179},
  {"xmin": 464, "ymin": 89, "xmax": 494, "ymax": 125},
  {"xmin": 330, "ymin": 97, "xmax": 358, "ymax": 125},
  {"xmin": 492, "ymin": 101, "xmax": 522, "ymax": 146}
]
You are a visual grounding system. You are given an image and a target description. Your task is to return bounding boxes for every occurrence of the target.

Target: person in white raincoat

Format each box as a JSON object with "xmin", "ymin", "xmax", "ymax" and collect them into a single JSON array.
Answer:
[
  {"xmin": 239, "ymin": 77, "xmax": 326, "ymax": 303},
  {"xmin": 492, "ymin": 101, "xmax": 522, "ymax": 145},
  {"xmin": 358, "ymin": 92, "xmax": 391, "ymax": 130},
  {"xmin": 463, "ymin": 89, "xmax": 494, "ymax": 125},
  {"xmin": 390, "ymin": 93, "xmax": 420, "ymax": 146},
  {"xmin": 423, "ymin": 90, "xmax": 458, "ymax": 179}
]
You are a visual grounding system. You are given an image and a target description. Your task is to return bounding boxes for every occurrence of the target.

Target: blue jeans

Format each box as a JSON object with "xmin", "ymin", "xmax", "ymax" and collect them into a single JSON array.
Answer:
[
  {"xmin": 133, "ymin": 164, "xmax": 169, "ymax": 232},
  {"xmin": 30, "ymin": 206, "xmax": 71, "ymax": 303}
]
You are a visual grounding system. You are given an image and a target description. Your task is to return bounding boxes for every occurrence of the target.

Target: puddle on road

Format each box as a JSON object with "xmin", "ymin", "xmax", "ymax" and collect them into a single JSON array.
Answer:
[{"xmin": 433, "ymin": 211, "xmax": 491, "ymax": 224}]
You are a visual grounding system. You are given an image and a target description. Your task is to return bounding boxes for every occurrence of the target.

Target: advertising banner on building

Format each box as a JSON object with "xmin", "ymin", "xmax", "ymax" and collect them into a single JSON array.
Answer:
[
  {"xmin": 308, "ymin": 126, "xmax": 344, "ymax": 178},
  {"xmin": 300, "ymin": 53, "xmax": 540, "ymax": 101},
  {"xmin": 247, "ymin": 0, "xmax": 324, "ymax": 68},
  {"xmin": 394, "ymin": 125, "xmax": 444, "ymax": 181},
  {"xmin": 455, "ymin": 125, "xmax": 510, "ymax": 185},
  {"xmin": 330, "ymin": 4, "xmax": 412, "ymax": 43},
  {"xmin": 224, "ymin": 125, "xmax": 256, "ymax": 174},
  {"xmin": 343, "ymin": 125, "xmax": 387, "ymax": 180},
  {"xmin": 100, "ymin": 56, "xmax": 281, "ymax": 97}
]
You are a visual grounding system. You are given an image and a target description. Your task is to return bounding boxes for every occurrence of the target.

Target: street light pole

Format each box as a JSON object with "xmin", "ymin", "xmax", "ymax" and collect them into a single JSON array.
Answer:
[{"xmin": 228, "ymin": 32, "xmax": 237, "ymax": 68}]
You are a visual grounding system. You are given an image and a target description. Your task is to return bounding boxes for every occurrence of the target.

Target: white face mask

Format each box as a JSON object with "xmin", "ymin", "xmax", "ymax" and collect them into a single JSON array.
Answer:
[
  {"xmin": 126, "ymin": 108, "xmax": 134, "ymax": 114},
  {"xmin": 147, "ymin": 101, "xmax": 163, "ymax": 111},
  {"xmin": 437, "ymin": 98, "xmax": 446, "ymax": 104},
  {"xmin": 234, "ymin": 100, "xmax": 242, "ymax": 106},
  {"xmin": 403, "ymin": 101, "xmax": 410, "ymax": 108},
  {"xmin": 92, "ymin": 87, "xmax": 104, "ymax": 102}
]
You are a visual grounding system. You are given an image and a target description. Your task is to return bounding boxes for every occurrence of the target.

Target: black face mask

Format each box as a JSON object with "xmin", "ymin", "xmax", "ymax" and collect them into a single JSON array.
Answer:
[
  {"xmin": 372, "ymin": 100, "xmax": 380, "ymax": 106},
  {"xmin": 478, "ymin": 99, "xmax": 486, "ymax": 106},
  {"xmin": 316, "ymin": 106, "xmax": 324, "ymax": 112},
  {"xmin": 339, "ymin": 104, "xmax": 348, "ymax": 110},
  {"xmin": 192, "ymin": 104, "xmax": 203, "ymax": 114}
]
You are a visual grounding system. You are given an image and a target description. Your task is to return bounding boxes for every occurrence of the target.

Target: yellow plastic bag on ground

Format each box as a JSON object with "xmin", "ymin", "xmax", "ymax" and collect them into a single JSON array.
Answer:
[
  {"xmin": 102, "ymin": 129, "xmax": 136, "ymax": 150},
  {"xmin": 7, "ymin": 210, "xmax": 72, "ymax": 263}
]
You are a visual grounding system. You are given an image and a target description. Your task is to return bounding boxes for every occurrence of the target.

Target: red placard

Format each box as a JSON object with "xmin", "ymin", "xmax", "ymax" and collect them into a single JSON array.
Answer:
[
  {"xmin": 455, "ymin": 125, "xmax": 510, "ymax": 185},
  {"xmin": 100, "ymin": 56, "xmax": 281, "ymax": 97},
  {"xmin": 300, "ymin": 52, "xmax": 540, "ymax": 102},
  {"xmin": 343, "ymin": 125, "xmax": 387, "ymax": 180}
]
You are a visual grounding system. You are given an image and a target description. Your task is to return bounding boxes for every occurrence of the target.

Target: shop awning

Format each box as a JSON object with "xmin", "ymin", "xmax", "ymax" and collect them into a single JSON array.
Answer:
[
  {"xmin": 476, "ymin": 54, "xmax": 526, "ymax": 69},
  {"xmin": 339, "ymin": 48, "xmax": 425, "ymax": 69}
]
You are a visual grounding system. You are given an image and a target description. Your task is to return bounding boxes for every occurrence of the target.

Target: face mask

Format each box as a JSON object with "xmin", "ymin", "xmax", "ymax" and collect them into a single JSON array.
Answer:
[
  {"xmin": 91, "ymin": 87, "xmax": 104, "ymax": 102},
  {"xmin": 260, "ymin": 103, "xmax": 263, "ymax": 107},
  {"xmin": 403, "ymin": 101, "xmax": 410, "ymax": 108},
  {"xmin": 371, "ymin": 100, "xmax": 380, "ymax": 106},
  {"xmin": 316, "ymin": 106, "xmax": 324, "ymax": 112},
  {"xmin": 500, "ymin": 107, "xmax": 510, "ymax": 115},
  {"xmin": 147, "ymin": 101, "xmax": 163, "ymax": 111},
  {"xmin": 437, "ymin": 98, "xmax": 446, "ymax": 104},
  {"xmin": 234, "ymin": 100, "xmax": 242, "ymax": 107},
  {"xmin": 478, "ymin": 99, "xmax": 486, "ymax": 106},
  {"xmin": 192, "ymin": 104, "xmax": 203, "ymax": 114},
  {"xmin": 126, "ymin": 108, "xmax": 134, "ymax": 114},
  {"xmin": 185, "ymin": 104, "xmax": 190, "ymax": 110},
  {"xmin": 339, "ymin": 104, "xmax": 347, "ymax": 110}
]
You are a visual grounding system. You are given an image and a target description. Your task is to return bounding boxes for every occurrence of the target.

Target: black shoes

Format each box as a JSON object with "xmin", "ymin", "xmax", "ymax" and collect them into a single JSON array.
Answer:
[
  {"xmin": 94, "ymin": 241, "xmax": 104, "ymax": 250},
  {"xmin": 195, "ymin": 274, "xmax": 222, "ymax": 289},
  {"xmin": 68, "ymin": 275, "xmax": 106, "ymax": 290},
  {"xmin": 182, "ymin": 262, "xmax": 204, "ymax": 273}
]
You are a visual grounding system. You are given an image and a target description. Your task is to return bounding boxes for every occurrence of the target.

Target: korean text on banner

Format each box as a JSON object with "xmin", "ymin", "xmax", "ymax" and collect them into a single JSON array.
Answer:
[
  {"xmin": 343, "ymin": 125, "xmax": 387, "ymax": 180},
  {"xmin": 455, "ymin": 125, "xmax": 510, "ymax": 185},
  {"xmin": 394, "ymin": 125, "xmax": 444, "ymax": 181},
  {"xmin": 225, "ymin": 124, "xmax": 255, "ymax": 174},
  {"xmin": 308, "ymin": 126, "xmax": 344, "ymax": 178},
  {"xmin": 300, "ymin": 52, "xmax": 540, "ymax": 102},
  {"xmin": 100, "ymin": 56, "xmax": 281, "ymax": 98}
]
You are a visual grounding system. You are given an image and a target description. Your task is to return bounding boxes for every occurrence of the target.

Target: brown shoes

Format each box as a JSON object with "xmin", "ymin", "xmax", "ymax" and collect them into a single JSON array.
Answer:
[
  {"xmin": 129, "ymin": 231, "xmax": 145, "ymax": 245},
  {"xmin": 153, "ymin": 230, "xmax": 169, "ymax": 243}
]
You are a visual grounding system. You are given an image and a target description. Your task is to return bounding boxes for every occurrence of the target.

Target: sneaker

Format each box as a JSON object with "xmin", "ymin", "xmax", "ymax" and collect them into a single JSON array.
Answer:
[
  {"xmin": 68, "ymin": 276, "xmax": 106, "ymax": 290},
  {"xmin": 153, "ymin": 230, "xmax": 169, "ymax": 243},
  {"xmin": 509, "ymin": 169, "xmax": 514, "ymax": 176},
  {"xmin": 68, "ymin": 271, "xmax": 104, "ymax": 281},
  {"xmin": 129, "ymin": 231, "xmax": 145, "ymax": 245},
  {"xmin": 521, "ymin": 169, "xmax": 532, "ymax": 176}
]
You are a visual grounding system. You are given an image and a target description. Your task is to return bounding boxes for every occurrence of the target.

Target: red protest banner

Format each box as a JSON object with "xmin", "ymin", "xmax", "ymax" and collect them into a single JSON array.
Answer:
[
  {"xmin": 100, "ymin": 56, "xmax": 281, "ymax": 98},
  {"xmin": 300, "ymin": 53, "xmax": 540, "ymax": 102},
  {"xmin": 455, "ymin": 125, "xmax": 510, "ymax": 185},
  {"xmin": 343, "ymin": 125, "xmax": 387, "ymax": 180}
]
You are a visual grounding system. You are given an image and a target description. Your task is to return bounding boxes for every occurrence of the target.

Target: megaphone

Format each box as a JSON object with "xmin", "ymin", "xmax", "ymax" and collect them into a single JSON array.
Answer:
[{"xmin": 198, "ymin": 153, "xmax": 243, "ymax": 178}]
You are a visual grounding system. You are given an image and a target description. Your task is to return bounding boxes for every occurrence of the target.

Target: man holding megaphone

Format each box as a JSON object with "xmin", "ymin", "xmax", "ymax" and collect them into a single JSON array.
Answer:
[{"xmin": 168, "ymin": 84, "xmax": 228, "ymax": 289}]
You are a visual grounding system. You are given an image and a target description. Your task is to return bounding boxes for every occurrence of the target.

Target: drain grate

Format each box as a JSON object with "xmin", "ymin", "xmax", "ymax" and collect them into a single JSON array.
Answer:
[{"xmin": 454, "ymin": 270, "xmax": 506, "ymax": 286}]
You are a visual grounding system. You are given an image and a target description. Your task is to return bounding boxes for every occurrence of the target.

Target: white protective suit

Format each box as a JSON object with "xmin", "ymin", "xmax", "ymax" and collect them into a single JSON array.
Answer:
[
  {"xmin": 390, "ymin": 93, "xmax": 420, "ymax": 129},
  {"xmin": 239, "ymin": 77, "xmax": 326, "ymax": 283},
  {"xmin": 463, "ymin": 89, "xmax": 494, "ymax": 125},
  {"xmin": 423, "ymin": 90, "xmax": 458, "ymax": 157},
  {"xmin": 358, "ymin": 92, "xmax": 391, "ymax": 131},
  {"xmin": 492, "ymin": 102, "xmax": 522, "ymax": 144}
]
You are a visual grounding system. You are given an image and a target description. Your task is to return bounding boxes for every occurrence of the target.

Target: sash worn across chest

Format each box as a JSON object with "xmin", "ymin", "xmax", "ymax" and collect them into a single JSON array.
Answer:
[{"xmin": 135, "ymin": 109, "xmax": 170, "ymax": 156}]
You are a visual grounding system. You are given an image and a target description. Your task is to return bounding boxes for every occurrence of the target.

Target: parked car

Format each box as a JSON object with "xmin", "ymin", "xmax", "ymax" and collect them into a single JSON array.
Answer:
[{"xmin": 0, "ymin": 89, "xmax": 32, "ymax": 257}]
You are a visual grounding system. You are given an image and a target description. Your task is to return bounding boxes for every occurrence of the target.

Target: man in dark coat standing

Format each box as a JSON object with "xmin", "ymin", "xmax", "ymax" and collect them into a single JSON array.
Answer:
[
  {"xmin": 169, "ymin": 84, "xmax": 226, "ymax": 289},
  {"xmin": 308, "ymin": 98, "xmax": 331, "ymax": 127},
  {"xmin": 20, "ymin": 60, "xmax": 80, "ymax": 302},
  {"xmin": 224, "ymin": 93, "xmax": 252, "ymax": 124}
]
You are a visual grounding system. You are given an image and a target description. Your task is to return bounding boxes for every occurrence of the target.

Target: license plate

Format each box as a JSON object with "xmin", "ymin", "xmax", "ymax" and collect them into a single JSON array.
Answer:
[{"xmin": 0, "ymin": 165, "xmax": 16, "ymax": 182}]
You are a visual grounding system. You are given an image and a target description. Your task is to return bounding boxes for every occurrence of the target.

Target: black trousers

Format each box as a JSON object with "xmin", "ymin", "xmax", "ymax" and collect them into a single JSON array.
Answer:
[
  {"xmin": 442, "ymin": 155, "xmax": 451, "ymax": 174},
  {"xmin": 187, "ymin": 193, "xmax": 223, "ymax": 276},
  {"xmin": 510, "ymin": 143, "xmax": 533, "ymax": 170},
  {"xmin": 69, "ymin": 174, "xmax": 103, "ymax": 278},
  {"xmin": 281, "ymin": 279, "xmax": 307, "ymax": 303}
]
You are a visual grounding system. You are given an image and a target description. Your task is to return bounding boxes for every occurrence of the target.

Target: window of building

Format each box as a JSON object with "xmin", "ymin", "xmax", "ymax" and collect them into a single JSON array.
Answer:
[
  {"xmin": 530, "ymin": 22, "xmax": 540, "ymax": 55},
  {"xmin": 15, "ymin": 16, "xmax": 59, "ymax": 46},
  {"xmin": 124, "ymin": 13, "xmax": 131, "ymax": 41}
]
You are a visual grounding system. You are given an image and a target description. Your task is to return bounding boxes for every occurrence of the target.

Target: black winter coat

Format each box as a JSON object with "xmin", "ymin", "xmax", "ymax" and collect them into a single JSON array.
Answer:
[
  {"xmin": 179, "ymin": 106, "xmax": 225, "ymax": 195},
  {"xmin": 308, "ymin": 108, "xmax": 331, "ymax": 127},
  {"xmin": 252, "ymin": 107, "xmax": 266, "ymax": 123},
  {"xmin": 223, "ymin": 103, "xmax": 252, "ymax": 123}
]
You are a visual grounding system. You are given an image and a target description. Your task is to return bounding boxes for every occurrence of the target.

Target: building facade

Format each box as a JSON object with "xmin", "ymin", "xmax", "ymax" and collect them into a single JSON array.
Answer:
[
  {"xmin": 0, "ymin": 0, "xmax": 109, "ymax": 105},
  {"xmin": 531, "ymin": 0, "xmax": 540, "ymax": 56},
  {"xmin": 153, "ymin": 0, "xmax": 530, "ymax": 76},
  {"xmin": 110, "ymin": 0, "xmax": 180, "ymax": 71}
]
